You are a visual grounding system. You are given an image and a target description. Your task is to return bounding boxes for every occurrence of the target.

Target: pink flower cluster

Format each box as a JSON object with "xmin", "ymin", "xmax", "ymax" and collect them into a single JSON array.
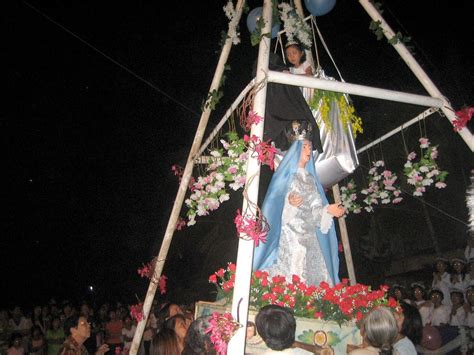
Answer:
[
  {"xmin": 205, "ymin": 312, "xmax": 242, "ymax": 355},
  {"xmin": 243, "ymin": 110, "xmax": 263, "ymax": 131},
  {"xmin": 130, "ymin": 303, "xmax": 143, "ymax": 323},
  {"xmin": 137, "ymin": 262, "xmax": 167, "ymax": 294},
  {"xmin": 361, "ymin": 160, "xmax": 402, "ymax": 212},
  {"xmin": 403, "ymin": 138, "xmax": 448, "ymax": 196},
  {"xmin": 244, "ymin": 134, "xmax": 278, "ymax": 170},
  {"xmin": 234, "ymin": 209, "xmax": 268, "ymax": 247},
  {"xmin": 340, "ymin": 179, "xmax": 362, "ymax": 214},
  {"xmin": 453, "ymin": 106, "xmax": 474, "ymax": 132}
]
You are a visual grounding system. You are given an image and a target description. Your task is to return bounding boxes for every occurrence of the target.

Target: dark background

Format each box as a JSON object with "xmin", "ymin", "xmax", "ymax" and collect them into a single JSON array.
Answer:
[{"xmin": 2, "ymin": 0, "xmax": 473, "ymax": 309}]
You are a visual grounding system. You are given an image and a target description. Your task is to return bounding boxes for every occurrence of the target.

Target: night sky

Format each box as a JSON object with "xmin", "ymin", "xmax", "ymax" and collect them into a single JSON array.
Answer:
[{"xmin": 3, "ymin": 0, "xmax": 473, "ymax": 308}]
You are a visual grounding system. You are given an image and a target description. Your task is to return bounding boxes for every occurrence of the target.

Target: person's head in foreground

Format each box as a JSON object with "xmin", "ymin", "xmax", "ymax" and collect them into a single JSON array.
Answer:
[
  {"xmin": 182, "ymin": 315, "xmax": 216, "ymax": 355},
  {"xmin": 359, "ymin": 306, "xmax": 398, "ymax": 355},
  {"xmin": 255, "ymin": 304, "xmax": 296, "ymax": 351}
]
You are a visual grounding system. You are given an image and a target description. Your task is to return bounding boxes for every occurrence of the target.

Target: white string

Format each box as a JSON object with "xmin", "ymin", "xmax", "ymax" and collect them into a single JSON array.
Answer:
[
  {"xmin": 311, "ymin": 16, "xmax": 345, "ymax": 83},
  {"xmin": 22, "ymin": 0, "xmax": 201, "ymax": 118}
]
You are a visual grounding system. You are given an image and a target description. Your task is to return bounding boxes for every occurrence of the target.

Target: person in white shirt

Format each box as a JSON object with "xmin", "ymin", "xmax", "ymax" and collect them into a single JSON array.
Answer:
[
  {"xmin": 121, "ymin": 316, "xmax": 136, "ymax": 354},
  {"xmin": 463, "ymin": 285, "xmax": 474, "ymax": 328},
  {"xmin": 449, "ymin": 258, "xmax": 467, "ymax": 295},
  {"xmin": 426, "ymin": 288, "xmax": 450, "ymax": 326},
  {"xmin": 449, "ymin": 288, "xmax": 467, "ymax": 326},
  {"xmin": 393, "ymin": 301, "xmax": 421, "ymax": 355},
  {"xmin": 431, "ymin": 257, "xmax": 451, "ymax": 306}
]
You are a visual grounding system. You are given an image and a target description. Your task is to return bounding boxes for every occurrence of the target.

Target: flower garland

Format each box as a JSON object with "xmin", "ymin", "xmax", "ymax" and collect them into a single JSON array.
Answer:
[
  {"xmin": 278, "ymin": 2, "xmax": 312, "ymax": 49},
  {"xmin": 309, "ymin": 90, "xmax": 364, "ymax": 138},
  {"xmin": 209, "ymin": 263, "xmax": 399, "ymax": 326},
  {"xmin": 205, "ymin": 312, "xmax": 242, "ymax": 355},
  {"xmin": 185, "ymin": 131, "xmax": 248, "ymax": 226},
  {"xmin": 340, "ymin": 179, "xmax": 362, "ymax": 214},
  {"xmin": 361, "ymin": 160, "xmax": 403, "ymax": 213},
  {"xmin": 403, "ymin": 138, "xmax": 448, "ymax": 197},
  {"xmin": 223, "ymin": 0, "xmax": 240, "ymax": 45}
]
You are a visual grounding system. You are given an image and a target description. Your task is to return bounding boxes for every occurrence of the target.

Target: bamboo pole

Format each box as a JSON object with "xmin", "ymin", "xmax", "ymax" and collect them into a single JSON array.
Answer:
[
  {"xmin": 267, "ymin": 70, "xmax": 444, "ymax": 108},
  {"xmin": 227, "ymin": 0, "xmax": 273, "ymax": 353},
  {"xmin": 359, "ymin": 0, "xmax": 474, "ymax": 152},
  {"xmin": 128, "ymin": 1, "xmax": 246, "ymax": 353},
  {"xmin": 357, "ymin": 108, "xmax": 436, "ymax": 154},
  {"xmin": 332, "ymin": 184, "xmax": 357, "ymax": 284},
  {"xmin": 195, "ymin": 79, "xmax": 255, "ymax": 159}
]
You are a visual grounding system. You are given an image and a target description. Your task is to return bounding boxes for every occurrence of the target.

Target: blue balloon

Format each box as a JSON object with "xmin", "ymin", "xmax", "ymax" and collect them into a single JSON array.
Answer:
[
  {"xmin": 304, "ymin": 0, "xmax": 336, "ymax": 16},
  {"xmin": 246, "ymin": 7, "xmax": 280, "ymax": 38}
]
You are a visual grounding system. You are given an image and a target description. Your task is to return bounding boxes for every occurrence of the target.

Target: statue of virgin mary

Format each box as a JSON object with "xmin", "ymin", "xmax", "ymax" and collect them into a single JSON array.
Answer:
[{"xmin": 253, "ymin": 121, "xmax": 345, "ymax": 286}]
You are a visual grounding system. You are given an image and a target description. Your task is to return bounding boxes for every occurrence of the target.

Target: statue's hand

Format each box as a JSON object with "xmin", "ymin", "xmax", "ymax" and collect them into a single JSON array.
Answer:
[
  {"xmin": 288, "ymin": 193, "xmax": 303, "ymax": 207},
  {"xmin": 327, "ymin": 203, "xmax": 345, "ymax": 218}
]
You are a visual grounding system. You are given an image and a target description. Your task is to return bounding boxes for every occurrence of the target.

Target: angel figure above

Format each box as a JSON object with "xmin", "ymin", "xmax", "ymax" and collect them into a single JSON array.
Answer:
[{"xmin": 253, "ymin": 120, "xmax": 345, "ymax": 286}]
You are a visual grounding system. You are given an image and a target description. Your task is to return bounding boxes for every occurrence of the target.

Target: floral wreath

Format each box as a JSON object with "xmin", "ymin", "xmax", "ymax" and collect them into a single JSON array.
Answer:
[{"xmin": 278, "ymin": 2, "xmax": 312, "ymax": 49}]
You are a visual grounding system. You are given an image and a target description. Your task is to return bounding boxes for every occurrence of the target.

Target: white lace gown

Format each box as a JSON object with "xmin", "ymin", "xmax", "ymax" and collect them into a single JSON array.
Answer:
[{"xmin": 263, "ymin": 168, "xmax": 333, "ymax": 286}]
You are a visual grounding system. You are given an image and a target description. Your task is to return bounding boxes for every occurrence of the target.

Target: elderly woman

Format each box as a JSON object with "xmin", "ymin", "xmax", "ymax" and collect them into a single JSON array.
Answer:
[{"xmin": 348, "ymin": 307, "xmax": 399, "ymax": 355}]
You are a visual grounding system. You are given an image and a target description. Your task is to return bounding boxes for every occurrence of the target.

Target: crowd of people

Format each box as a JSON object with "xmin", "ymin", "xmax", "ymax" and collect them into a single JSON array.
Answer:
[
  {"xmin": 1, "ymin": 265, "xmax": 472, "ymax": 355},
  {"xmin": 389, "ymin": 256, "xmax": 474, "ymax": 329},
  {"xmin": 0, "ymin": 299, "xmax": 208, "ymax": 355}
]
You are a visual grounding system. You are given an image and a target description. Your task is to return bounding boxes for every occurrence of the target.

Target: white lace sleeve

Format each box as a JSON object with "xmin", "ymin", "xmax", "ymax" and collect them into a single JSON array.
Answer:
[
  {"xmin": 309, "ymin": 192, "xmax": 333, "ymax": 233},
  {"xmin": 319, "ymin": 206, "xmax": 333, "ymax": 234}
]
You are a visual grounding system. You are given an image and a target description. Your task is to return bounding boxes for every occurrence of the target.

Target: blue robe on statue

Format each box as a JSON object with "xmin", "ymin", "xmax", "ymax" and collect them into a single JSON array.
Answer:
[{"xmin": 253, "ymin": 140, "xmax": 340, "ymax": 286}]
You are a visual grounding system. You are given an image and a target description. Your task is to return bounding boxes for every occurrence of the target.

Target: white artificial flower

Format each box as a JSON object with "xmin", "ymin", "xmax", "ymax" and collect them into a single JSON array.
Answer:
[
  {"xmin": 422, "ymin": 178, "xmax": 433, "ymax": 186},
  {"xmin": 197, "ymin": 204, "xmax": 208, "ymax": 216},
  {"xmin": 219, "ymin": 193, "xmax": 230, "ymax": 203},
  {"xmin": 229, "ymin": 181, "xmax": 244, "ymax": 191},
  {"xmin": 187, "ymin": 216, "xmax": 196, "ymax": 226}
]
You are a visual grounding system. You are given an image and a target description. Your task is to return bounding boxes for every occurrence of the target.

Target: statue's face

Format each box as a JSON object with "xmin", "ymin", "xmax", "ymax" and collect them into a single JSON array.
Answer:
[{"xmin": 300, "ymin": 140, "xmax": 312, "ymax": 167}]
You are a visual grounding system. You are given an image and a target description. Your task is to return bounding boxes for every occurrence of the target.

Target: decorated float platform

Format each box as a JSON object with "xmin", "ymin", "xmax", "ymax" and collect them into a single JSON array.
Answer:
[
  {"xmin": 197, "ymin": 263, "xmax": 401, "ymax": 354},
  {"xmin": 195, "ymin": 300, "xmax": 362, "ymax": 354}
]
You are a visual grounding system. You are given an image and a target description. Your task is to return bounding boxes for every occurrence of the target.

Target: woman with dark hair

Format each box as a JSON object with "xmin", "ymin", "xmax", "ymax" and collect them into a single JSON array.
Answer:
[
  {"xmin": 389, "ymin": 284, "xmax": 409, "ymax": 303},
  {"xmin": 162, "ymin": 315, "xmax": 188, "ymax": 354},
  {"xmin": 449, "ymin": 288, "xmax": 466, "ymax": 326},
  {"xmin": 156, "ymin": 303, "xmax": 183, "ymax": 331},
  {"xmin": 182, "ymin": 316, "xmax": 216, "ymax": 355},
  {"xmin": 393, "ymin": 301, "xmax": 422, "ymax": 354},
  {"xmin": 409, "ymin": 282, "xmax": 428, "ymax": 308},
  {"xmin": 426, "ymin": 288, "xmax": 450, "ymax": 326},
  {"xmin": 28, "ymin": 325, "xmax": 46, "ymax": 355},
  {"xmin": 151, "ymin": 328, "xmax": 180, "ymax": 355}
]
